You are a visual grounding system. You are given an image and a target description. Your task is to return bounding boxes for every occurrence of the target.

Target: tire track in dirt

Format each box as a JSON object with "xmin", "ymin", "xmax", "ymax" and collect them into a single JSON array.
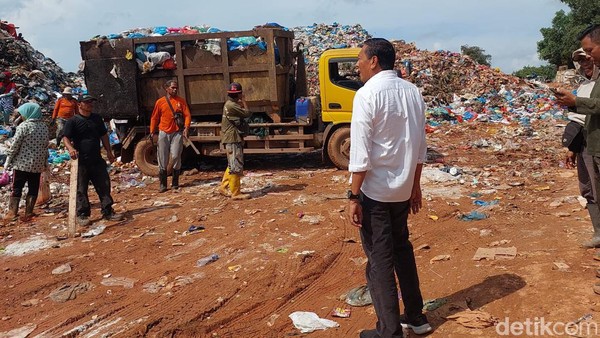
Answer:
[{"xmin": 212, "ymin": 215, "xmax": 367, "ymax": 337}]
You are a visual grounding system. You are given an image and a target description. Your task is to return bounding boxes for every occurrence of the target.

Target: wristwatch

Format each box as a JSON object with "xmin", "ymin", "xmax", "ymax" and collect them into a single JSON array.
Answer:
[{"xmin": 347, "ymin": 190, "xmax": 360, "ymax": 200}]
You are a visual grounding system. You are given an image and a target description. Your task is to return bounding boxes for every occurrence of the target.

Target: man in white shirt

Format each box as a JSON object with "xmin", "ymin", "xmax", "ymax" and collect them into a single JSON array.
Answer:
[{"xmin": 348, "ymin": 38, "xmax": 431, "ymax": 338}]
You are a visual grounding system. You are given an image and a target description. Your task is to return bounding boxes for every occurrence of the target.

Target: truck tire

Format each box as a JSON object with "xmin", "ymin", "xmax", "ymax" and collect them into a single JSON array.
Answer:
[
  {"xmin": 134, "ymin": 139, "xmax": 173, "ymax": 176},
  {"xmin": 327, "ymin": 126, "xmax": 350, "ymax": 170}
]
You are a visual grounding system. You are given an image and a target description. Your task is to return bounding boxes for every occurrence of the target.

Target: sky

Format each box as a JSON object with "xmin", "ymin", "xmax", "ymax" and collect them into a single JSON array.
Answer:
[{"xmin": 1, "ymin": 0, "xmax": 570, "ymax": 74}]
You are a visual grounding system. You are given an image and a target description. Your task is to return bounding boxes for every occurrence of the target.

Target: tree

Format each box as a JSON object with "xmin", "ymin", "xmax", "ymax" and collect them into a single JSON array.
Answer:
[
  {"xmin": 513, "ymin": 65, "xmax": 557, "ymax": 82},
  {"xmin": 538, "ymin": 1, "xmax": 600, "ymax": 67},
  {"xmin": 460, "ymin": 45, "xmax": 492, "ymax": 67}
]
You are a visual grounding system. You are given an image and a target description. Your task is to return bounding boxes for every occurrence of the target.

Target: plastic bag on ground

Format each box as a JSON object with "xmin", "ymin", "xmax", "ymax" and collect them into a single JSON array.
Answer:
[{"xmin": 288, "ymin": 311, "xmax": 339, "ymax": 333}]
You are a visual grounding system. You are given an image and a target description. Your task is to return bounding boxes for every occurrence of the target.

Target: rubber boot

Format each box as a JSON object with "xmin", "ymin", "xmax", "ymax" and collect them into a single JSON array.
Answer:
[
  {"xmin": 21, "ymin": 195, "xmax": 37, "ymax": 222},
  {"xmin": 172, "ymin": 169, "xmax": 180, "ymax": 190},
  {"xmin": 219, "ymin": 168, "xmax": 231, "ymax": 197},
  {"xmin": 583, "ymin": 203, "xmax": 600, "ymax": 248},
  {"xmin": 4, "ymin": 197, "xmax": 19, "ymax": 221},
  {"xmin": 230, "ymin": 174, "xmax": 250, "ymax": 200},
  {"xmin": 159, "ymin": 169, "xmax": 168, "ymax": 193}
]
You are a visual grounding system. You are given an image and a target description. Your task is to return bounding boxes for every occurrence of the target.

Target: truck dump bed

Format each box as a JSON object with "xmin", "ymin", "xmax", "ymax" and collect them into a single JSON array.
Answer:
[{"xmin": 80, "ymin": 27, "xmax": 299, "ymax": 122}]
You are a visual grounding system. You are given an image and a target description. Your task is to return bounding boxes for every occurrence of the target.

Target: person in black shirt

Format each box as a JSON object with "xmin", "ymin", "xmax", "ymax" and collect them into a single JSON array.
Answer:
[{"xmin": 63, "ymin": 94, "xmax": 124, "ymax": 226}]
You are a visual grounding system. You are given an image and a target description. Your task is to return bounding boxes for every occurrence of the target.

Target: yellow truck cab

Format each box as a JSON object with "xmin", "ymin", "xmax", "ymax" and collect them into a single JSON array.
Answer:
[{"xmin": 318, "ymin": 48, "xmax": 362, "ymax": 169}]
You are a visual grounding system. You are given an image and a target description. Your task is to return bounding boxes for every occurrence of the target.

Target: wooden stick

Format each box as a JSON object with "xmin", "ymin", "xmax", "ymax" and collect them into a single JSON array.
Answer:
[{"xmin": 68, "ymin": 159, "xmax": 78, "ymax": 237}]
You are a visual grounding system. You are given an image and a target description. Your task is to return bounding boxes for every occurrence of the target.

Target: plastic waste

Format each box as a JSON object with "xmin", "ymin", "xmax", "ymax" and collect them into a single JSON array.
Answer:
[
  {"xmin": 459, "ymin": 211, "xmax": 488, "ymax": 221},
  {"xmin": 196, "ymin": 253, "xmax": 219, "ymax": 267},
  {"xmin": 288, "ymin": 311, "xmax": 339, "ymax": 333},
  {"xmin": 345, "ymin": 284, "xmax": 372, "ymax": 306}
]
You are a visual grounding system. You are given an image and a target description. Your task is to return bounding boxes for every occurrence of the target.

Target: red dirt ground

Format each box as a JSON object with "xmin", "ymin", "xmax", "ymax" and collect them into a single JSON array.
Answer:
[{"xmin": 2, "ymin": 119, "xmax": 600, "ymax": 338}]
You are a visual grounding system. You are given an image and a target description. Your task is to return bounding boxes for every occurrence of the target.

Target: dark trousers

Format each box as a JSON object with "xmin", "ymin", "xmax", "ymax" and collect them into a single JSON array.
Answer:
[
  {"xmin": 77, "ymin": 160, "xmax": 114, "ymax": 217},
  {"xmin": 359, "ymin": 194, "xmax": 425, "ymax": 338},
  {"xmin": 11, "ymin": 170, "xmax": 40, "ymax": 199}
]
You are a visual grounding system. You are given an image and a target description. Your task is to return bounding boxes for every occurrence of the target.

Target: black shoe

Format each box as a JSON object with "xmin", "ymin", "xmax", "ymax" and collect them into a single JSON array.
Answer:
[
  {"xmin": 359, "ymin": 329, "xmax": 380, "ymax": 338},
  {"xmin": 76, "ymin": 215, "xmax": 91, "ymax": 227},
  {"xmin": 400, "ymin": 314, "xmax": 432, "ymax": 335},
  {"xmin": 103, "ymin": 212, "xmax": 124, "ymax": 221}
]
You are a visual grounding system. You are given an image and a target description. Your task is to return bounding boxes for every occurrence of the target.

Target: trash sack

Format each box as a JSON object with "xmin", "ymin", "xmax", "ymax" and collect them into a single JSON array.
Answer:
[
  {"xmin": 345, "ymin": 284, "xmax": 372, "ymax": 307},
  {"xmin": 36, "ymin": 168, "xmax": 51, "ymax": 205},
  {"xmin": 288, "ymin": 311, "xmax": 339, "ymax": 333},
  {"xmin": 0, "ymin": 170, "xmax": 11, "ymax": 186}
]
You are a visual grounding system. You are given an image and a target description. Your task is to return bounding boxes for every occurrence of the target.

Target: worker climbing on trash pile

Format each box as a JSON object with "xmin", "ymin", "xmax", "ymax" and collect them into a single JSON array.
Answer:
[
  {"xmin": 0, "ymin": 71, "xmax": 17, "ymax": 125},
  {"xmin": 52, "ymin": 86, "xmax": 78, "ymax": 147},
  {"xmin": 219, "ymin": 82, "xmax": 252, "ymax": 200},
  {"xmin": 561, "ymin": 48, "xmax": 600, "ymax": 248},
  {"xmin": 3, "ymin": 102, "xmax": 49, "ymax": 222},
  {"xmin": 149, "ymin": 80, "xmax": 191, "ymax": 193},
  {"xmin": 62, "ymin": 94, "xmax": 124, "ymax": 226}
]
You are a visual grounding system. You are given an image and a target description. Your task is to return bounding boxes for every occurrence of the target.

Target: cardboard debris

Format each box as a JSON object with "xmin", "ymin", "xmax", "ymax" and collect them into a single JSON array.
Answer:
[
  {"xmin": 446, "ymin": 310, "xmax": 498, "ymax": 329},
  {"xmin": 472, "ymin": 247, "xmax": 517, "ymax": 261}
]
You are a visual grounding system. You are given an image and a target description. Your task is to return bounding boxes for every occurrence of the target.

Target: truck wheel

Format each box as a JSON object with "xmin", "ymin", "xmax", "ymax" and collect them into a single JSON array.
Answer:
[
  {"xmin": 134, "ymin": 139, "xmax": 173, "ymax": 176},
  {"xmin": 327, "ymin": 126, "xmax": 350, "ymax": 170}
]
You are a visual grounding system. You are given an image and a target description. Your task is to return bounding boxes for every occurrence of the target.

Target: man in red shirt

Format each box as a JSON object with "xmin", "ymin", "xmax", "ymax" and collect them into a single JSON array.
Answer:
[{"xmin": 149, "ymin": 80, "xmax": 191, "ymax": 192}]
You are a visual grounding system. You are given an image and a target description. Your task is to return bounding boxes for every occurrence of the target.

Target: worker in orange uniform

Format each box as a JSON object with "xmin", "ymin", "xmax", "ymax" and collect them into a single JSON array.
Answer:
[
  {"xmin": 52, "ymin": 87, "xmax": 78, "ymax": 147},
  {"xmin": 149, "ymin": 80, "xmax": 191, "ymax": 192}
]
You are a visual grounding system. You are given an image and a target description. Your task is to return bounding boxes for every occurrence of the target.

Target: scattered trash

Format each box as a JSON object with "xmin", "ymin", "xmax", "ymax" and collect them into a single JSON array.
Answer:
[
  {"xmin": 350, "ymin": 257, "xmax": 368, "ymax": 266},
  {"xmin": 294, "ymin": 250, "xmax": 315, "ymax": 257},
  {"xmin": 276, "ymin": 248, "xmax": 289, "ymax": 254},
  {"xmin": 81, "ymin": 225, "xmax": 106, "ymax": 238},
  {"xmin": 430, "ymin": 254, "xmax": 451, "ymax": 263},
  {"xmin": 331, "ymin": 307, "xmax": 351, "ymax": 318},
  {"xmin": 0, "ymin": 235, "xmax": 57, "ymax": 256},
  {"xmin": 552, "ymin": 262, "xmax": 570, "ymax": 272},
  {"xmin": 472, "ymin": 247, "xmax": 517, "ymax": 261},
  {"xmin": 288, "ymin": 311, "xmax": 339, "ymax": 333},
  {"xmin": 52, "ymin": 263, "xmax": 72, "ymax": 275},
  {"xmin": 48, "ymin": 282, "xmax": 94, "ymax": 302},
  {"xmin": 196, "ymin": 253, "xmax": 219, "ymax": 267},
  {"xmin": 416, "ymin": 244, "xmax": 431, "ymax": 251},
  {"xmin": 228, "ymin": 265, "xmax": 241, "ymax": 272},
  {"xmin": 101, "ymin": 276, "xmax": 137, "ymax": 289},
  {"xmin": 489, "ymin": 239, "xmax": 511, "ymax": 247},
  {"xmin": 428, "ymin": 215, "xmax": 439, "ymax": 221},
  {"xmin": 423, "ymin": 298, "xmax": 447, "ymax": 311},
  {"xmin": 266, "ymin": 313, "xmax": 280, "ymax": 327},
  {"xmin": 183, "ymin": 225, "xmax": 205, "ymax": 236},
  {"xmin": 446, "ymin": 310, "xmax": 498, "ymax": 329},
  {"xmin": 0, "ymin": 323, "xmax": 37, "ymax": 338},
  {"xmin": 459, "ymin": 211, "xmax": 488, "ymax": 221},
  {"xmin": 345, "ymin": 285, "xmax": 372, "ymax": 307}
]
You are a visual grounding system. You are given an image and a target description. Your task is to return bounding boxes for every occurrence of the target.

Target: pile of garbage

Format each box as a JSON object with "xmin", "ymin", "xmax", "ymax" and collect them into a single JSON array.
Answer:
[
  {"xmin": 0, "ymin": 28, "xmax": 80, "ymax": 115},
  {"xmin": 390, "ymin": 40, "xmax": 567, "ymax": 128},
  {"xmin": 291, "ymin": 23, "xmax": 371, "ymax": 95}
]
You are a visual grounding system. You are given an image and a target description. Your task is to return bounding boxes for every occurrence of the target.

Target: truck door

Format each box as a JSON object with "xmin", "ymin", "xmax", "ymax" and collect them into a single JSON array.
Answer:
[
  {"xmin": 319, "ymin": 55, "xmax": 362, "ymax": 123},
  {"xmin": 80, "ymin": 39, "xmax": 139, "ymax": 120}
]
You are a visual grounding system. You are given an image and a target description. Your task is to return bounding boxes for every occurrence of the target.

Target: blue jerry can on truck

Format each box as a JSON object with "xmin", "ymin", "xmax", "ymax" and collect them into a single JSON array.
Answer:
[{"xmin": 295, "ymin": 97, "xmax": 312, "ymax": 124}]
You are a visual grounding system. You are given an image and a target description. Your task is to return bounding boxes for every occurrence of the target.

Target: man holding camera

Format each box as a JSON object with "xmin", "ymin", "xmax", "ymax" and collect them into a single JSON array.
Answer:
[
  {"xmin": 219, "ymin": 82, "xmax": 252, "ymax": 200},
  {"xmin": 150, "ymin": 80, "xmax": 191, "ymax": 192}
]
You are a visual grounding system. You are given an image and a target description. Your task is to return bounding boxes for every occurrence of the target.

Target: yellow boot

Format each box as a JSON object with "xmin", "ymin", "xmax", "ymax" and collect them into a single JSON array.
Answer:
[
  {"xmin": 218, "ymin": 168, "xmax": 231, "ymax": 197},
  {"xmin": 229, "ymin": 174, "xmax": 250, "ymax": 200}
]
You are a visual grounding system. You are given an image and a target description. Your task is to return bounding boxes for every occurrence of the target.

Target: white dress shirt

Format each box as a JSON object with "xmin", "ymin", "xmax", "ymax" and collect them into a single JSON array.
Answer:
[{"xmin": 348, "ymin": 70, "xmax": 427, "ymax": 202}]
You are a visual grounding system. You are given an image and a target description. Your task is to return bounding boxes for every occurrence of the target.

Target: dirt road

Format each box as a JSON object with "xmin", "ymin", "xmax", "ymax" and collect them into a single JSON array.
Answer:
[{"xmin": 1, "ymin": 120, "xmax": 599, "ymax": 338}]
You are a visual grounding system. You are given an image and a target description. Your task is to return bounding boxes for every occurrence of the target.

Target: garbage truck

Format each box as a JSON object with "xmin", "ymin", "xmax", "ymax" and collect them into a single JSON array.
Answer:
[{"xmin": 79, "ymin": 27, "xmax": 361, "ymax": 176}]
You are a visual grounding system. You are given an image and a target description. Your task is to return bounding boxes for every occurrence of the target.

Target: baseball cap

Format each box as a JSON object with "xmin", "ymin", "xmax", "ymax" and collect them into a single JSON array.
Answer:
[
  {"xmin": 78, "ymin": 94, "xmax": 97, "ymax": 102},
  {"xmin": 227, "ymin": 82, "xmax": 243, "ymax": 93}
]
